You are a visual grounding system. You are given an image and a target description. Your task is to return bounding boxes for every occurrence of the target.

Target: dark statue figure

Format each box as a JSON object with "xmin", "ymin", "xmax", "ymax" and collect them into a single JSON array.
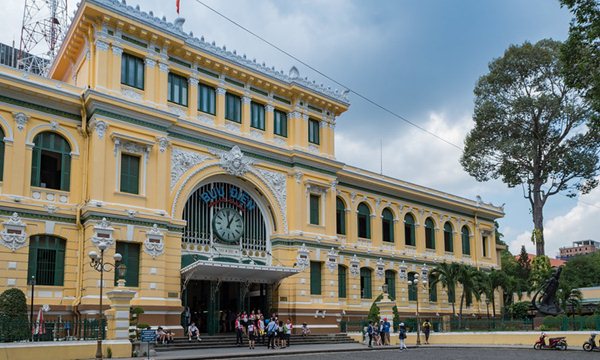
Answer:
[{"xmin": 532, "ymin": 267, "xmax": 563, "ymax": 316}]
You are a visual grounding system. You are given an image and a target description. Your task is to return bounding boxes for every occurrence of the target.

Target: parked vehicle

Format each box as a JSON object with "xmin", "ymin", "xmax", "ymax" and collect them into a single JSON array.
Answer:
[
  {"xmin": 534, "ymin": 333, "xmax": 567, "ymax": 350},
  {"xmin": 583, "ymin": 333, "xmax": 599, "ymax": 352}
]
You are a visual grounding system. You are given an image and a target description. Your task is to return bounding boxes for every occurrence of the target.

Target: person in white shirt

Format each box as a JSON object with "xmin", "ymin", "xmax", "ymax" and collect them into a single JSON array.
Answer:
[{"xmin": 187, "ymin": 322, "xmax": 201, "ymax": 342}]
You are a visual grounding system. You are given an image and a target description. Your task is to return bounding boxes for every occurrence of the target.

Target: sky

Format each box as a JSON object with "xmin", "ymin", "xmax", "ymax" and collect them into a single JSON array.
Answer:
[{"xmin": 2, "ymin": 0, "xmax": 598, "ymax": 257}]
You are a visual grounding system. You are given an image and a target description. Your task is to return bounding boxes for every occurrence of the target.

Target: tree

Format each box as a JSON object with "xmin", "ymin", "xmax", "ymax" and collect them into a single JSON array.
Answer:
[
  {"xmin": 560, "ymin": 0, "xmax": 600, "ymax": 112},
  {"xmin": 530, "ymin": 255, "xmax": 552, "ymax": 291},
  {"xmin": 479, "ymin": 269, "xmax": 507, "ymax": 318},
  {"xmin": 430, "ymin": 262, "xmax": 461, "ymax": 316},
  {"xmin": 560, "ymin": 251, "xmax": 600, "ymax": 288},
  {"xmin": 456, "ymin": 265, "xmax": 480, "ymax": 327},
  {"xmin": 0, "ymin": 288, "xmax": 30, "ymax": 342},
  {"xmin": 494, "ymin": 221, "xmax": 506, "ymax": 246},
  {"xmin": 516, "ymin": 246, "xmax": 532, "ymax": 281},
  {"xmin": 461, "ymin": 39, "xmax": 600, "ymax": 256}
]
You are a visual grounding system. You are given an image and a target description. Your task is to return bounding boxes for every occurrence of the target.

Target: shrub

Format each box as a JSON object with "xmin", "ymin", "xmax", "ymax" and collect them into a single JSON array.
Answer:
[{"xmin": 0, "ymin": 288, "xmax": 30, "ymax": 342}]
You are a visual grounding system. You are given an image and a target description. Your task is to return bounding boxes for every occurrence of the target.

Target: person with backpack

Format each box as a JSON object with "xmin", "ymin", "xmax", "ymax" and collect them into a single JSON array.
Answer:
[
  {"xmin": 266, "ymin": 317, "xmax": 278, "ymax": 349},
  {"xmin": 367, "ymin": 321, "xmax": 374, "ymax": 348},
  {"xmin": 398, "ymin": 322, "xmax": 407, "ymax": 350},
  {"xmin": 382, "ymin": 318, "xmax": 391, "ymax": 345},
  {"xmin": 422, "ymin": 319, "xmax": 432, "ymax": 344}
]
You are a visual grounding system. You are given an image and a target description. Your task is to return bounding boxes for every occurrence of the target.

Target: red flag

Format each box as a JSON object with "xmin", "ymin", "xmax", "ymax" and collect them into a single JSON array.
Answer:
[{"xmin": 176, "ymin": 0, "xmax": 180, "ymax": 14}]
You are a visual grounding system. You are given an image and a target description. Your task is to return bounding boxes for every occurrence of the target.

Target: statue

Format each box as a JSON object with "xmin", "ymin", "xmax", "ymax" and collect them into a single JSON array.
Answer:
[{"xmin": 532, "ymin": 267, "xmax": 563, "ymax": 316}]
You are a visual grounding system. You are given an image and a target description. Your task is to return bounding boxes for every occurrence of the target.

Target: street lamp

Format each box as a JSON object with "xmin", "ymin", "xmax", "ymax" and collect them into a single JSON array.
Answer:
[
  {"xmin": 89, "ymin": 243, "xmax": 126, "ymax": 359},
  {"xmin": 408, "ymin": 273, "xmax": 428, "ymax": 346}
]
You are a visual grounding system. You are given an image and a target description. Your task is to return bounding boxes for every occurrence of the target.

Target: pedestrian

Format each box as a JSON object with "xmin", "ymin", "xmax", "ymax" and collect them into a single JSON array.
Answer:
[
  {"xmin": 301, "ymin": 322, "xmax": 311, "ymax": 336},
  {"xmin": 284, "ymin": 318, "xmax": 293, "ymax": 347},
  {"xmin": 247, "ymin": 320, "xmax": 256, "ymax": 349},
  {"xmin": 374, "ymin": 321, "xmax": 382, "ymax": 346},
  {"xmin": 382, "ymin": 317, "xmax": 391, "ymax": 345},
  {"xmin": 367, "ymin": 321, "xmax": 374, "ymax": 348},
  {"xmin": 242, "ymin": 311, "xmax": 248, "ymax": 335},
  {"xmin": 187, "ymin": 322, "xmax": 201, "ymax": 342},
  {"xmin": 398, "ymin": 322, "xmax": 407, "ymax": 350},
  {"xmin": 235, "ymin": 316, "xmax": 244, "ymax": 346},
  {"xmin": 423, "ymin": 319, "xmax": 432, "ymax": 344},
  {"xmin": 277, "ymin": 320, "xmax": 285, "ymax": 348},
  {"xmin": 258, "ymin": 315, "xmax": 265, "ymax": 344},
  {"xmin": 267, "ymin": 317, "xmax": 277, "ymax": 349},
  {"xmin": 183, "ymin": 307, "xmax": 191, "ymax": 335}
]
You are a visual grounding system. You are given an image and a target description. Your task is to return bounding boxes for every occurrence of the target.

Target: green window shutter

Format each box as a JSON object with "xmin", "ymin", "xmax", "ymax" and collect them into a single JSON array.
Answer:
[
  {"xmin": 310, "ymin": 261, "xmax": 321, "ymax": 295},
  {"xmin": 338, "ymin": 265, "xmax": 346, "ymax": 298},
  {"xmin": 385, "ymin": 271, "xmax": 396, "ymax": 299},
  {"xmin": 462, "ymin": 226, "xmax": 470, "ymax": 255},
  {"xmin": 360, "ymin": 268, "xmax": 372, "ymax": 299},
  {"xmin": 404, "ymin": 214, "xmax": 415, "ymax": 246},
  {"xmin": 121, "ymin": 54, "xmax": 127, "ymax": 85},
  {"xmin": 429, "ymin": 281, "xmax": 438, "ymax": 302},
  {"xmin": 31, "ymin": 146, "xmax": 41, "ymax": 187},
  {"xmin": 357, "ymin": 203, "xmax": 371, "ymax": 239},
  {"xmin": 250, "ymin": 102, "xmax": 265, "ymax": 130},
  {"xmin": 225, "ymin": 93, "xmax": 241, "ymax": 122},
  {"xmin": 27, "ymin": 237, "xmax": 38, "ymax": 282},
  {"xmin": 0, "ymin": 131, "xmax": 4, "ymax": 181},
  {"xmin": 120, "ymin": 154, "xmax": 140, "ymax": 194},
  {"xmin": 61, "ymin": 153, "xmax": 71, "ymax": 191},
  {"xmin": 116, "ymin": 242, "xmax": 140, "ymax": 287},
  {"xmin": 198, "ymin": 84, "xmax": 216, "ymax": 114},
  {"xmin": 54, "ymin": 240, "xmax": 66, "ymax": 286},
  {"xmin": 444, "ymin": 222, "xmax": 453, "ymax": 252},
  {"xmin": 336, "ymin": 197, "xmax": 346, "ymax": 235},
  {"xmin": 408, "ymin": 272, "xmax": 417, "ymax": 301},
  {"xmin": 273, "ymin": 110, "xmax": 288, "ymax": 137},
  {"xmin": 309, "ymin": 194, "xmax": 320, "ymax": 225},
  {"xmin": 382, "ymin": 209, "xmax": 394, "ymax": 242},
  {"xmin": 308, "ymin": 119, "xmax": 320, "ymax": 144},
  {"xmin": 482, "ymin": 236, "xmax": 487, "ymax": 257},
  {"xmin": 425, "ymin": 218, "xmax": 435, "ymax": 249}
]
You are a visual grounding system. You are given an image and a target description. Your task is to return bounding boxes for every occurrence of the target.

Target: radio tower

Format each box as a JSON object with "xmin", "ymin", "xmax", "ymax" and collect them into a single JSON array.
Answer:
[{"xmin": 19, "ymin": 0, "xmax": 68, "ymax": 75}]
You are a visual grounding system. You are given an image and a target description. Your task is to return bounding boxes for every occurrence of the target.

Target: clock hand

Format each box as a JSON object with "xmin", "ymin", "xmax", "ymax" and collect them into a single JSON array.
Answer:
[{"xmin": 226, "ymin": 213, "xmax": 234, "ymax": 229}]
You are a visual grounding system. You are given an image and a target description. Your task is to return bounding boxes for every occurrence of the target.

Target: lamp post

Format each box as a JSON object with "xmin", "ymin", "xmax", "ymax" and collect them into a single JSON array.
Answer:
[
  {"xmin": 408, "ymin": 273, "xmax": 428, "ymax": 346},
  {"xmin": 89, "ymin": 243, "xmax": 125, "ymax": 359}
]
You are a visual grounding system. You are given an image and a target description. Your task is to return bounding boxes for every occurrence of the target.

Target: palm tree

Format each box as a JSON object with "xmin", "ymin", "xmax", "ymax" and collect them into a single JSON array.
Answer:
[
  {"xmin": 481, "ymin": 269, "xmax": 506, "ymax": 318},
  {"xmin": 456, "ymin": 265, "xmax": 480, "ymax": 327},
  {"xmin": 430, "ymin": 262, "xmax": 461, "ymax": 316},
  {"xmin": 558, "ymin": 284, "xmax": 583, "ymax": 321}
]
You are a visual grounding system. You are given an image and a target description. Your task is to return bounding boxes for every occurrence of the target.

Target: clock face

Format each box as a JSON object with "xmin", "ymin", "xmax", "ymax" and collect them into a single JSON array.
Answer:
[{"xmin": 212, "ymin": 208, "xmax": 244, "ymax": 243}]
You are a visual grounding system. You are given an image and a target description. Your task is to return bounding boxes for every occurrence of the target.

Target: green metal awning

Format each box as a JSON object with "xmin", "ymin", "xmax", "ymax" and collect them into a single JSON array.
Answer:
[{"xmin": 181, "ymin": 259, "xmax": 299, "ymax": 284}]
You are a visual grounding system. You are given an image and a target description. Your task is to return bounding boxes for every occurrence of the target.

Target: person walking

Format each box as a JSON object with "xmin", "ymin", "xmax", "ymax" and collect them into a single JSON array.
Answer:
[
  {"xmin": 284, "ymin": 318, "xmax": 293, "ymax": 347},
  {"xmin": 367, "ymin": 321, "xmax": 374, "ymax": 348},
  {"xmin": 382, "ymin": 317, "xmax": 391, "ymax": 345},
  {"xmin": 258, "ymin": 315, "xmax": 265, "ymax": 344},
  {"xmin": 398, "ymin": 322, "xmax": 407, "ymax": 350},
  {"xmin": 267, "ymin": 317, "xmax": 278, "ymax": 349},
  {"xmin": 247, "ymin": 320, "xmax": 257, "ymax": 349},
  {"xmin": 422, "ymin": 319, "xmax": 432, "ymax": 344},
  {"xmin": 235, "ymin": 316, "xmax": 244, "ymax": 346}
]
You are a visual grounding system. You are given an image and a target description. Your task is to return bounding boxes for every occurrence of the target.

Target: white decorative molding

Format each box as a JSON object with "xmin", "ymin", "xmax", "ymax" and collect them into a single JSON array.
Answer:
[
  {"xmin": 197, "ymin": 114, "xmax": 214, "ymax": 126},
  {"xmin": 272, "ymin": 137, "xmax": 287, "ymax": 147},
  {"xmin": 0, "ymin": 213, "xmax": 27, "ymax": 252},
  {"xmin": 242, "ymin": 96, "xmax": 251, "ymax": 105},
  {"xmin": 27, "ymin": 123, "xmax": 80, "ymax": 156},
  {"xmin": 216, "ymin": 87, "xmax": 226, "ymax": 96},
  {"xmin": 296, "ymin": 243, "xmax": 309, "ymax": 269},
  {"xmin": 121, "ymin": 87, "xmax": 143, "ymax": 100},
  {"xmin": 13, "ymin": 112, "xmax": 30, "ymax": 131},
  {"xmin": 188, "ymin": 77, "xmax": 199, "ymax": 87},
  {"xmin": 144, "ymin": 224, "xmax": 165, "ymax": 258},
  {"xmin": 223, "ymin": 122, "xmax": 241, "ymax": 134},
  {"xmin": 308, "ymin": 144, "xmax": 319, "ymax": 154},
  {"xmin": 95, "ymin": 40, "xmax": 109, "ymax": 51},
  {"xmin": 92, "ymin": 217, "xmax": 114, "ymax": 250},
  {"xmin": 156, "ymin": 137, "xmax": 169, "ymax": 153},
  {"xmin": 168, "ymin": 105, "xmax": 187, "ymax": 117},
  {"xmin": 144, "ymin": 58, "xmax": 156, "ymax": 68},
  {"xmin": 349, "ymin": 254, "xmax": 360, "ymax": 276},
  {"xmin": 399, "ymin": 260, "xmax": 407, "ymax": 280},
  {"xmin": 158, "ymin": 62, "xmax": 169, "ymax": 72},
  {"xmin": 170, "ymin": 148, "xmax": 210, "ymax": 189},
  {"xmin": 326, "ymin": 248, "xmax": 338, "ymax": 273},
  {"xmin": 376, "ymin": 257, "xmax": 385, "ymax": 278},
  {"xmin": 252, "ymin": 167, "xmax": 288, "ymax": 232},
  {"xmin": 111, "ymin": 45, "xmax": 123, "ymax": 56},
  {"xmin": 211, "ymin": 145, "xmax": 254, "ymax": 177},
  {"xmin": 88, "ymin": 119, "xmax": 108, "ymax": 140}
]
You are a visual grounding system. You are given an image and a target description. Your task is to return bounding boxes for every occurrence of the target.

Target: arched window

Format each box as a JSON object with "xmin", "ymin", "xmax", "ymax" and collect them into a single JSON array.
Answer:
[
  {"xmin": 461, "ymin": 226, "xmax": 471, "ymax": 255},
  {"xmin": 382, "ymin": 208, "xmax": 394, "ymax": 243},
  {"xmin": 404, "ymin": 213, "xmax": 415, "ymax": 246},
  {"xmin": 429, "ymin": 274, "xmax": 438, "ymax": 302},
  {"xmin": 338, "ymin": 265, "xmax": 347, "ymax": 298},
  {"xmin": 357, "ymin": 203, "xmax": 371, "ymax": 239},
  {"xmin": 408, "ymin": 271, "xmax": 417, "ymax": 301},
  {"xmin": 27, "ymin": 235, "xmax": 66, "ymax": 286},
  {"xmin": 385, "ymin": 270, "xmax": 396, "ymax": 299},
  {"xmin": 425, "ymin": 217, "xmax": 435, "ymax": 249},
  {"xmin": 336, "ymin": 197, "xmax": 346, "ymax": 235},
  {"xmin": 31, "ymin": 132, "xmax": 71, "ymax": 191},
  {"xmin": 360, "ymin": 267, "xmax": 372, "ymax": 299},
  {"xmin": 444, "ymin": 222, "xmax": 454, "ymax": 252},
  {"xmin": 0, "ymin": 127, "xmax": 4, "ymax": 181}
]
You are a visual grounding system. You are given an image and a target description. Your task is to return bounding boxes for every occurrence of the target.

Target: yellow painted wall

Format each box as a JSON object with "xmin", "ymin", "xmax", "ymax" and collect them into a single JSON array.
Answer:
[{"xmin": 0, "ymin": 340, "xmax": 131, "ymax": 360}]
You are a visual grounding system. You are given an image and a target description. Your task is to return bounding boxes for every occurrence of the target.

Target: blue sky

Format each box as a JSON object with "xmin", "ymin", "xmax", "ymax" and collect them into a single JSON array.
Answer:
[{"xmin": 2, "ymin": 0, "xmax": 598, "ymax": 256}]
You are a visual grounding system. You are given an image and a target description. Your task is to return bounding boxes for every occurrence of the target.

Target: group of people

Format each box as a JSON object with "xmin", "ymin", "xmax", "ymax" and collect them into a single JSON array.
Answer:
[
  {"xmin": 234, "ymin": 311, "xmax": 295, "ymax": 350},
  {"xmin": 366, "ymin": 319, "xmax": 432, "ymax": 350}
]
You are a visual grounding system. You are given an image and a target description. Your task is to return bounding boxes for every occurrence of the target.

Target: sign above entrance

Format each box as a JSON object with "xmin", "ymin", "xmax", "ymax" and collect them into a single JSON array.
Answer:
[{"xmin": 200, "ymin": 185, "xmax": 256, "ymax": 212}]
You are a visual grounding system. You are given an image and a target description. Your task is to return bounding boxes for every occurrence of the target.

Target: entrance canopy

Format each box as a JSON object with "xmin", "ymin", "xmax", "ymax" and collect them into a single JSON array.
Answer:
[{"xmin": 181, "ymin": 259, "xmax": 299, "ymax": 284}]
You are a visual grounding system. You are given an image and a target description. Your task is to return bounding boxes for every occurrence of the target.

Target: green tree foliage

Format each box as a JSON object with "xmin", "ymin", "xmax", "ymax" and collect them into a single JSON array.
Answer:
[
  {"xmin": 558, "ymin": 284, "xmax": 583, "ymax": 316},
  {"xmin": 517, "ymin": 246, "xmax": 532, "ymax": 280},
  {"xmin": 494, "ymin": 221, "xmax": 506, "ymax": 246},
  {"xmin": 560, "ymin": 252, "xmax": 600, "ymax": 288},
  {"xmin": 457, "ymin": 265, "xmax": 481, "ymax": 325},
  {"xmin": 530, "ymin": 255, "xmax": 553, "ymax": 290},
  {"xmin": 0, "ymin": 288, "xmax": 30, "ymax": 342},
  {"xmin": 430, "ymin": 262, "xmax": 461, "ymax": 316},
  {"xmin": 560, "ymin": 0, "xmax": 600, "ymax": 112},
  {"xmin": 461, "ymin": 38, "xmax": 600, "ymax": 256},
  {"xmin": 509, "ymin": 301, "xmax": 531, "ymax": 320}
]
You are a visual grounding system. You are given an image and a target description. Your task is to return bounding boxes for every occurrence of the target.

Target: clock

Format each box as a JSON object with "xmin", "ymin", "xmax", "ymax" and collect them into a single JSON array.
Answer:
[{"xmin": 212, "ymin": 208, "xmax": 244, "ymax": 243}]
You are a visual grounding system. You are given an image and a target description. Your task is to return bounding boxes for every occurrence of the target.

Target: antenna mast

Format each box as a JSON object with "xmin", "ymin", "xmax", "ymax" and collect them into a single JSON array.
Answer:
[{"xmin": 19, "ymin": 0, "xmax": 68, "ymax": 75}]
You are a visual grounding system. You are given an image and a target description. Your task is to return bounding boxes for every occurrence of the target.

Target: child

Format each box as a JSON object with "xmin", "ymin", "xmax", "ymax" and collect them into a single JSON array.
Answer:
[{"xmin": 301, "ymin": 323, "xmax": 311, "ymax": 336}]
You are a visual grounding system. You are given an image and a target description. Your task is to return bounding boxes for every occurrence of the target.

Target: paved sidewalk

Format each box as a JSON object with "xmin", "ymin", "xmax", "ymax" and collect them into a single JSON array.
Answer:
[{"xmin": 118, "ymin": 342, "xmax": 583, "ymax": 360}]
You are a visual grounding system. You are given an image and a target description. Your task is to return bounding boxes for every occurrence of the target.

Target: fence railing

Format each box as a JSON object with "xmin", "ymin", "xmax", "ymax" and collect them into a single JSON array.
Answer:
[
  {"xmin": 0, "ymin": 317, "xmax": 106, "ymax": 343},
  {"xmin": 543, "ymin": 315, "xmax": 600, "ymax": 331}
]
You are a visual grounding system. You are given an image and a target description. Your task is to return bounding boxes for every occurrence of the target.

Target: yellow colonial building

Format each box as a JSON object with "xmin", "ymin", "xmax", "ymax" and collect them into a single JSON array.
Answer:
[{"xmin": 0, "ymin": 0, "xmax": 504, "ymax": 335}]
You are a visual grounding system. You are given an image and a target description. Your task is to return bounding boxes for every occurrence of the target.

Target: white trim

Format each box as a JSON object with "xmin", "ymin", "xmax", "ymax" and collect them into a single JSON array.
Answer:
[
  {"xmin": 0, "ymin": 340, "xmax": 130, "ymax": 349},
  {"xmin": 0, "ymin": 114, "xmax": 14, "ymax": 142}
]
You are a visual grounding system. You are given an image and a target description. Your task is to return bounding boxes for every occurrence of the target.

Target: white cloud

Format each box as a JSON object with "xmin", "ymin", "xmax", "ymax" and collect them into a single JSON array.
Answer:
[{"xmin": 509, "ymin": 182, "xmax": 600, "ymax": 257}]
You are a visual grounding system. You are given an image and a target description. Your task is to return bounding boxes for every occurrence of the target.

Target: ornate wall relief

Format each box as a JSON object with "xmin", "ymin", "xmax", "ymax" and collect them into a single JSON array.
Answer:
[{"xmin": 0, "ymin": 213, "xmax": 27, "ymax": 252}]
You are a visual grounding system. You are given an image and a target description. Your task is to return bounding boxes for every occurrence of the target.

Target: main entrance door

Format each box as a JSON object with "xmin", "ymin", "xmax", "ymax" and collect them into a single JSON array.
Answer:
[{"xmin": 183, "ymin": 279, "xmax": 269, "ymax": 334}]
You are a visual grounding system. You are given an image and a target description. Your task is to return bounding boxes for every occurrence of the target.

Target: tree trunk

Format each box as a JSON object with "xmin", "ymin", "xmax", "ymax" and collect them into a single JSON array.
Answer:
[
  {"xmin": 491, "ymin": 292, "xmax": 496, "ymax": 318},
  {"xmin": 532, "ymin": 186, "xmax": 545, "ymax": 256},
  {"xmin": 459, "ymin": 292, "xmax": 465, "ymax": 328}
]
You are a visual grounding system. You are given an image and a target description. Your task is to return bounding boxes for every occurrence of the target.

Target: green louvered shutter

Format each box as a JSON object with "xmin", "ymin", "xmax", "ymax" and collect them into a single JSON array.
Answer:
[
  {"xmin": 27, "ymin": 239, "xmax": 38, "ymax": 281},
  {"xmin": 115, "ymin": 242, "xmax": 140, "ymax": 287},
  {"xmin": 54, "ymin": 239, "xmax": 66, "ymax": 286},
  {"xmin": 338, "ymin": 265, "xmax": 346, "ymax": 298},
  {"xmin": 31, "ymin": 146, "xmax": 41, "ymax": 187},
  {"xmin": 310, "ymin": 261, "xmax": 321, "ymax": 295},
  {"xmin": 61, "ymin": 153, "xmax": 71, "ymax": 191}
]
